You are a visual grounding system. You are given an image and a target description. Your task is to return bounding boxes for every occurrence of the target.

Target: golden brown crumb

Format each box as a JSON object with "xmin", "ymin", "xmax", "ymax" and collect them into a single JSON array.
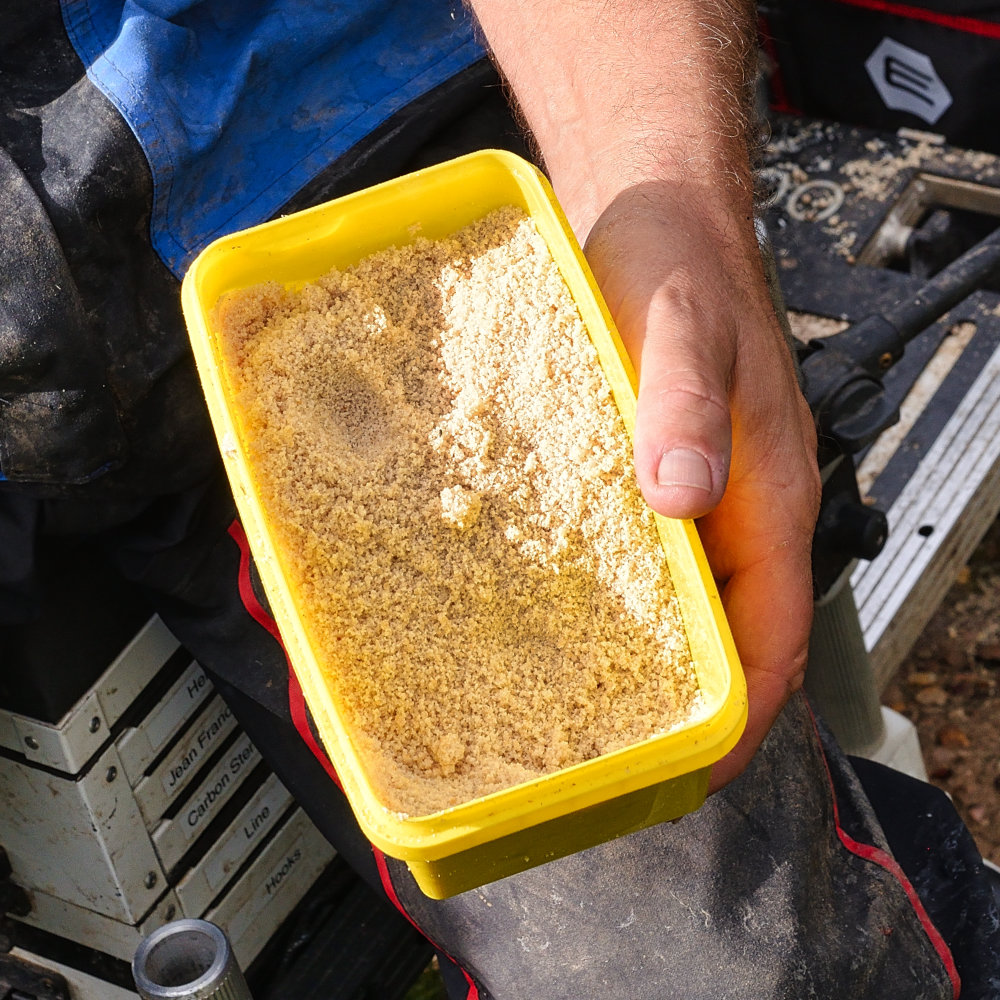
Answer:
[{"xmin": 216, "ymin": 206, "xmax": 699, "ymax": 815}]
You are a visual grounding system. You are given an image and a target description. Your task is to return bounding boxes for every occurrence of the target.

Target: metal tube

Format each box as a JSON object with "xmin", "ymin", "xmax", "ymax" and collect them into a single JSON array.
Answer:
[
  {"xmin": 885, "ymin": 225, "xmax": 1000, "ymax": 343},
  {"xmin": 132, "ymin": 919, "xmax": 253, "ymax": 1000},
  {"xmin": 823, "ymin": 225, "xmax": 1000, "ymax": 382},
  {"xmin": 805, "ymin": 576, "xmax": 886, "ymax": 757}
]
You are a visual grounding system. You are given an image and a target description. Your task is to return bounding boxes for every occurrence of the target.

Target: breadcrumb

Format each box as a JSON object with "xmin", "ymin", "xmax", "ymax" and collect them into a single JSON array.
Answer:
[{"xmin": 216, "ymin": 206, "xmax": 699, "ymax": 816}]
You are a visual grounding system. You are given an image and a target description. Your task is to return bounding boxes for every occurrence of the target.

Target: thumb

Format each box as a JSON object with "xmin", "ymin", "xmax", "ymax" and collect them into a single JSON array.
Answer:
[
  {"xmin": 631, "ymin": 300, "xmax": 734, "ymax": 519},
  {"xmin": 579, "ymin": 189, "xmax": 739, "ymax": 522}
]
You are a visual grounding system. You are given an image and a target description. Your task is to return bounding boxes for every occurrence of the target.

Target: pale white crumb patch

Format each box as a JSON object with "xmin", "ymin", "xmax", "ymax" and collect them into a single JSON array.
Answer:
[{"xmin": 440, "ymin": 484, "xmax": 482, "ymax": 530}]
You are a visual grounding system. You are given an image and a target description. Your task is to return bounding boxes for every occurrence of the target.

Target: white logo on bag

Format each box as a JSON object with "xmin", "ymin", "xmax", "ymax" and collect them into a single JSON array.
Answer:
[{"xmin": 865, "ymin": 37, "xmax": 953, "ymax": 124}]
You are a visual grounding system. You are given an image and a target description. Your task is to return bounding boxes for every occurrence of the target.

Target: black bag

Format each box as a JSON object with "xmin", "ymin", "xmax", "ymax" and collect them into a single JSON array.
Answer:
[{"xmin": 760, "ymin": 0, "xmax": 1000, "ymax": 153}]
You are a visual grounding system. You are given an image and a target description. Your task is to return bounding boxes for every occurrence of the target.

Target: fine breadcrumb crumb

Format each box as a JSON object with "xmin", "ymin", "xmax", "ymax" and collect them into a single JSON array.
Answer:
[{"xmin": 216, "ymin": 206, "xmax": 700, "ymax": 815}]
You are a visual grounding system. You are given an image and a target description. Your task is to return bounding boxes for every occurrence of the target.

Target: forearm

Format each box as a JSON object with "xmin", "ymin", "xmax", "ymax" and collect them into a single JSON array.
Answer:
[{"xmin": 466, "ymin": 0, "xmax": 759, "ymax": 239}]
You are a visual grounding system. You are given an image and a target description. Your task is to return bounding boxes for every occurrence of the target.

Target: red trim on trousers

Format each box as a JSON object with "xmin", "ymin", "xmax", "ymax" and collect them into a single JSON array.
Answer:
[
  {"xmin": 227, "ymin": 518, "xmax": 480, "ymax": 998},
  {"xmin": 372, "ymin": 847, "xmax": 482, "ymax": 1000},
  {"xmin": 828, "ymin": 0, "xmax": 1000, "ymax": 39},
  {"xmin": 809, "ymin": 709, "xmax": 961, "ymax": 998},
  {"xmin": 227, "ymin": 519, "xmax": 340, "ymax": 788}
]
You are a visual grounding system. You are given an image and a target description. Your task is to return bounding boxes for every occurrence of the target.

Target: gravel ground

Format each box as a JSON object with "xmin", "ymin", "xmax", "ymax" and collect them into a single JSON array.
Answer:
[{"xmin": 882, "ymin": 517, "xmax": 1000, "ymax": 867}]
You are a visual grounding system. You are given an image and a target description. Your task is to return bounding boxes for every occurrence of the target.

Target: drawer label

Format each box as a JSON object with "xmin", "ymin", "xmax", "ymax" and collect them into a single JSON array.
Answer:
[
  {"xmin": 163, "ymin": 702, "xmax": 235, "ymax": 795},
  {"xmin": 183, "ymin": 736, "xmax": 258, "ymax": 836}
]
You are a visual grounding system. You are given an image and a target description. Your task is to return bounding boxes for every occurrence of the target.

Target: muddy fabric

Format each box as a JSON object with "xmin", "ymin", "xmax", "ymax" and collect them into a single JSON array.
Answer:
[{"xmin": 0, "ymin": 2, "xmax": 218, "ymax": 499}]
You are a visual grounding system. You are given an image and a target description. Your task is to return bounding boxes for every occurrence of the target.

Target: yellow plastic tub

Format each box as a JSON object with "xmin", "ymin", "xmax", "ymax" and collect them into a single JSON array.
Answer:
[{"xmin": 181, "ymin": 149, "xmax": 746, "ymax": 899}]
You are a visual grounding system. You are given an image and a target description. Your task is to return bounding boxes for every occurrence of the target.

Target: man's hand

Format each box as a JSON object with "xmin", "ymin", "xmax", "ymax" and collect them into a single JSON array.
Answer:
[{"xmin": 468, "ymin": 0, "xmax": 822, "ymax": 786}]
